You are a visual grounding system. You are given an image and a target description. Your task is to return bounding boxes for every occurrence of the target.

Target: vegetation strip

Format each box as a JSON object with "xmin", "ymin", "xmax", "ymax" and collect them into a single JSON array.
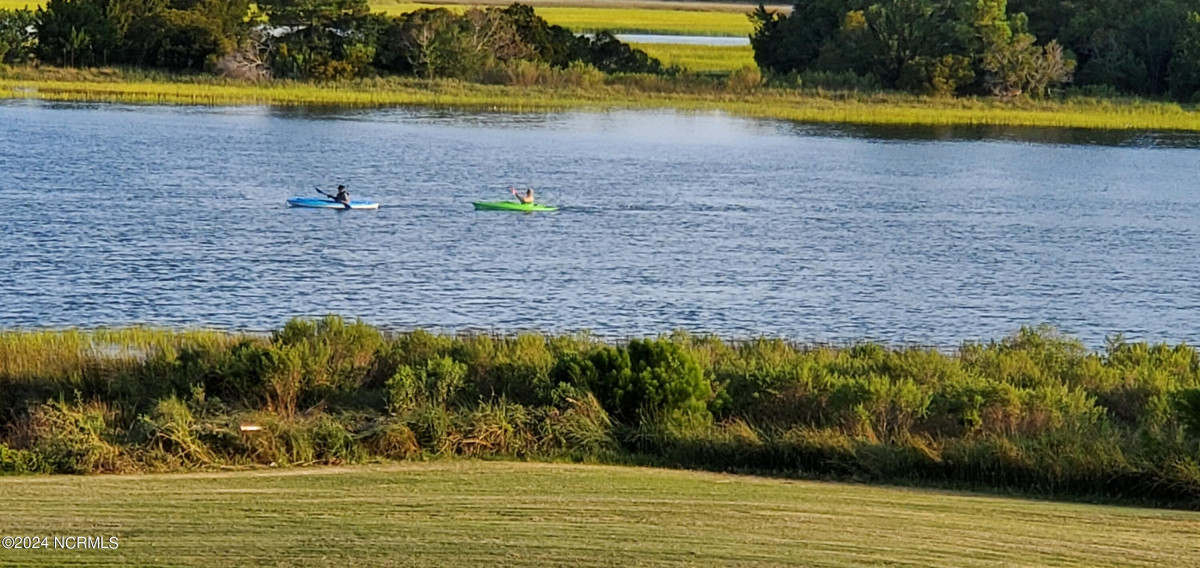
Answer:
[
  {"xmin": 2, "ymin": 320, "xmax": 1200, "ymax": 511},
  {"xmin": 4, "ymin": 72, "xmax": 1200, "ymax": 131},
  {"xmin": 1, "ymin": 461, "xmax": 1198, "ymax": 567}
]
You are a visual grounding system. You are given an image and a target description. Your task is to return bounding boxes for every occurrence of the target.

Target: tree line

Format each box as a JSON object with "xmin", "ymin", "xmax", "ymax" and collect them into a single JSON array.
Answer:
[
  {"xmin": 0, "ymin": 0, "xmax": 668, "ymax": 80},
  {"xmin": 751, "ymin": 0, "xmax": 1200, "ymax": 100}
]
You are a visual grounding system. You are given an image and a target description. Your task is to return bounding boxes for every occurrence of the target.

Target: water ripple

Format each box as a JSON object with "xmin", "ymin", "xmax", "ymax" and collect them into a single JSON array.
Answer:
[{"xmin": 2, "ymin": 102, "xmax": 1199, "ymax": 347}]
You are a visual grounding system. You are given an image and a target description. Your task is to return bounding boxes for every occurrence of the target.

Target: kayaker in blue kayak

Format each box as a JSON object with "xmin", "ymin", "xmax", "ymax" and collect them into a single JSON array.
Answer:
[
  {"xmin": 511, "ymin": 187, "xmax": 534, "ymax": 204},
  {"xmin": 333, "ymin": 185, "xmax": 350, "ymax": 205}
]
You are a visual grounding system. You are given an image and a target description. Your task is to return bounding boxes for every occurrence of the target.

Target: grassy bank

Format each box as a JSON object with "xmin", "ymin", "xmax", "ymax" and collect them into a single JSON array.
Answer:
[
  {"xmin": 636, "ymin": 43, "xmax": 754, "ymax": 73},
  {"xmin": 4, "ymin": 66, "xmax": 1200, "ymax": 131},
  {"xmin": 2, "ymin": 319, "xmax": 1200, "ymax": 510},
  {"xmin": 1, "ymin": 461, "xmax": 1196, "ymax": 568}
]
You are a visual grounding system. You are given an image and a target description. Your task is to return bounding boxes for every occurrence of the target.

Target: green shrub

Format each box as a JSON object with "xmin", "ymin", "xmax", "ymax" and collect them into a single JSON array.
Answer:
[
  {"xmin": 589, "ymin": 338, "xmax": 712, "ymax": 424},
  {"xmin": 539, "ymin": 393, "xmax": 617, "ymax": 455},
  {"xmin": 446, "ymin": 400, "xmax": 535, "ymax": 456},
  {"xmin": 726, "ymin": 65, "xmax": 763, "ymax": 92},
  {"xmin": 0, "ymin": 443, "xmax": 43, "ymax": 474},
  {"xmin": 139, "ymin": 395, "xmax": 214, "ymax": 467},
  {"xmin": 385, "ymin": 356, "xmax": 468, "ymax": 414},
  {"xmin": 1173, "ymin": 388, "xmax": 1200, "ymax": 437},
  {"xmin": 361, "ymin": 420, "xmax": 420, "ymax": 459},
  {"xmin": 309, "ymin": 415, "xmax": 365, "ymax": 464},
  {"xmin": 21, "ymin": 400, "xmax": 129, "ymax": 474}
]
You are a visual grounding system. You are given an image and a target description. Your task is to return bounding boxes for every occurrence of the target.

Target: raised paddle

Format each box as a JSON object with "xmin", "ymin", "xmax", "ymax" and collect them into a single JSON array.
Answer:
[{"xmin": 316, "ymin": 186, "xmax": 351, "ymax": 210}]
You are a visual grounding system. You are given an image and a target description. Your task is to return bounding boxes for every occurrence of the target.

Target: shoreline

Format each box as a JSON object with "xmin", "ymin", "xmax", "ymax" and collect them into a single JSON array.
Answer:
[{"xmin": 4, "ymin": 70, "xmax": 1200, "ymax": 131}]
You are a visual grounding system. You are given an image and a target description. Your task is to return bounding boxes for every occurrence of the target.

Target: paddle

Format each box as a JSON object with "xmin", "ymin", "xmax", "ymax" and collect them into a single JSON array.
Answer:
[{"xmin": 316, "ymin": 186, "xmax": 351, "ymax": 210}]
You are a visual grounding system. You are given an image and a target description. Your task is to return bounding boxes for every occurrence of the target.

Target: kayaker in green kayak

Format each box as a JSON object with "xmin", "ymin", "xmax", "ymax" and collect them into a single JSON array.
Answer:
[{"xmin": 511, "ymin": 187, "xmax": 534, "ymax": 204}]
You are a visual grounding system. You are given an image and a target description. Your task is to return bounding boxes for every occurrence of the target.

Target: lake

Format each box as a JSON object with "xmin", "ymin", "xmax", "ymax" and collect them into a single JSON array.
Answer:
[{"xmin": 2, "ymin": 101, "xmax": 1198, "ymax": 346}]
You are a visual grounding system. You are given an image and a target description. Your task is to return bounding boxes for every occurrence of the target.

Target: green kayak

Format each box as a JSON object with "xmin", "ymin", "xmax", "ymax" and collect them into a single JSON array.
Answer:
[{"xmin": 473, "ymin": 201, "xmax": 558, "ymax": 212}]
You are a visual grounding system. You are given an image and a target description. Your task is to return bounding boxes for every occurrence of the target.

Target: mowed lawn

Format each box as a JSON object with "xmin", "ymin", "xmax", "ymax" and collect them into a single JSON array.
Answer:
[{"xmin": 0, "ymin": 461, "xmax": 1196, "ymax": 567}]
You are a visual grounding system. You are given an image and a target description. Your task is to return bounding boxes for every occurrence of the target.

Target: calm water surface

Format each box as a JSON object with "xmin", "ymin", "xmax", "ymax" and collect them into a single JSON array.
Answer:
[{"xmin": 2, "ymin": 101, "xmax": 1198, "ymax": 346}]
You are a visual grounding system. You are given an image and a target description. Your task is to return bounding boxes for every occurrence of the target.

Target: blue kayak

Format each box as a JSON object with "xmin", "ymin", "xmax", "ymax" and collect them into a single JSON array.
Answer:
[{"xmin": 287, "ymin": 197, "xmax": 380, "ymax": 210}]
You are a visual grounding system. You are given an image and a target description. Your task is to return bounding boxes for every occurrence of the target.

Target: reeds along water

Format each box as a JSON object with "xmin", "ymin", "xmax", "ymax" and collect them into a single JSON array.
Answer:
[
  {"xmin": 4, "ymin": 66, "xmax": 1200, "ymax": 130},
  {"xmin": 1, "ymin": 317, "xmax": 1199, "ymax": 508}
]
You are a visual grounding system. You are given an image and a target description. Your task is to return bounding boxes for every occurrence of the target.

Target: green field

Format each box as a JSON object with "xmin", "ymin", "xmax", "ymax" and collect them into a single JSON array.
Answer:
[
  {"xmin": 0, "ymin": 0, "xmax": 35, "ymax": 9},
  {"xmin": 636, "ymin": 43, "xmax": 755, "ymax": 72},
  {"xmin": 0, "ymin": 461, "xmax": 1195, "ymax": 567}
]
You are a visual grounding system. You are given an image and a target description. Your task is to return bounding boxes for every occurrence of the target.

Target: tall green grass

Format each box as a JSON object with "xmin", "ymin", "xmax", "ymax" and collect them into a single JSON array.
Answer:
[
  {"xmin": 2, "ymin": 318, "xmax": 1200, "ymax": 509},
  {"xmin": 5, "ymin": 66, "xmax": 1200, "ymax": 130}
]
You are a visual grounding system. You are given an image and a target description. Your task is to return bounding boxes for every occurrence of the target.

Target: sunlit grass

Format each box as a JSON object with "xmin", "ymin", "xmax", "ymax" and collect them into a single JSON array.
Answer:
[
  {"xmin": 637, "ymin": 43, "xmax": 755, "ymax": 73},
  {"xmin": 5, "ymin": 67, "xmax": 1200, "ymax": 131},
  {"xmin": 0, "ymin": 327, "xmax": 246, "ymax": 382},
  {"xmin": 372, "ymin": 1, "xmax": 754, "ymax": 35},
  {"xmin": 0, "ymin": 0, "xmax": 36, "ymax": 9},
  {"xmin": 1, "ymin": 461, "xmax": 1197, "ymax": 568}
]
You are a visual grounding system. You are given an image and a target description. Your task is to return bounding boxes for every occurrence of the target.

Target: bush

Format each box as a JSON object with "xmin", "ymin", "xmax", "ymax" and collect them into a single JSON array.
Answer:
[
  {"xmin": 20, "ymin": 400, "xmax": 129, "ymax": 474},
  {"xmin": 139, "ymin": 395, "xmax": 215, "ymax": 467},
  {"xmin": 1173, "ymin": 388, "xmax": 1200, "ymax": 437},
  {"xmin": 589, "ymin": 338, "xmax": 712, "ymax": 423},
  {"xmin": 726, "ymin": 65, "xmax": 762, "ymax": 92},
  {"xmin": 0, "ymin": 443, "xmax": 43, "ymax": 474},
  {"xmin": 897, "ymin": 54, "xmax": 974, "ymax": 97},
  {"xmin": 539, "ymin": 393, "xmax": 617, "ymax": 455},
  {"xmin": 385, "ymin": 356, "xmax": 468, "ymax": 414},
  {"xmin": 361, "ymin": 420, "xmax": 420, "ymax": 459}
]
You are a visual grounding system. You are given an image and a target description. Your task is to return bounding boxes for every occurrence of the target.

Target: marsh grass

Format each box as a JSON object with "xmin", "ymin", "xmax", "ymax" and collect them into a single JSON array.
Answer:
[
  {"xmin": 636, "ymin": 43, "xmax": 755, "ymax": 73},
  {"xmin": 371, "ymin": 1, "xmax": 757, "ymax": 35},
  {"xmin": 5, "ymin": 66, "xmax": 1200, "ymax": 131}
]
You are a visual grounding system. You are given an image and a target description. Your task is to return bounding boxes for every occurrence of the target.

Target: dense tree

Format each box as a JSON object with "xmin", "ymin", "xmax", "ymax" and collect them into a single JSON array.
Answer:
[
  {"xmin": 1009, "ymin": 0, "xmax": 1200, "ymax": 96},
  {"xmin": 260, "ymin": 0, "xmax": 377, "ymax": 79},
  {"xmin": 501, "ymin": 3, "xmax": 587, "ymax": 68},
  {"xmin": 124, "ymin": 9, "xmax": 230, "ymax": 70},
  {"xmin": 373, "ymin": 5, "xmax": 664, "ymax": 79},
  {"xmin": 0, "ymin": 9, "xmax": 37, "ymax": 64},
  {"xmin": 749, "ymin": 1, "xmax": 844, "ymax": 74},
  {"xmin": 36, "ymin": 0, "xmax": 120, "ymax": 66},
  {"xmin": 374, "ymin": 7, "xmax": 527, "ymax": 79},
  {"xmin": 1169, "ymin": 12, "xmax": 1200, "ymax": 100},
  {"xmin": 750, "ymin": 0, "xmax": 1075, "ymax": 96},
  {"xmin": 585, "ymin": 31, "xmax": 666, "ymax": 74}
]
